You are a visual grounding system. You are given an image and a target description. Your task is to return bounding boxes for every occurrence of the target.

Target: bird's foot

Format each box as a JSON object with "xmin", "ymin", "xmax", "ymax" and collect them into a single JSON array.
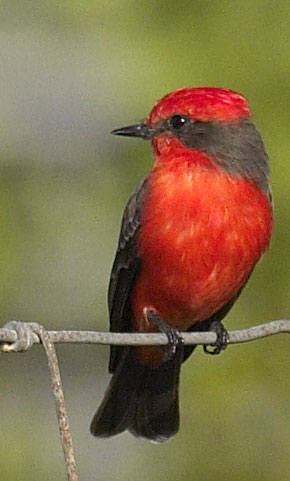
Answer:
[
  {"xmin": 145, "ymin": 309, "xmax": 183, "ymax": 362},
  {"xmin": 203, "ymin": 320, "xmax": 229, "ymax": 355}
]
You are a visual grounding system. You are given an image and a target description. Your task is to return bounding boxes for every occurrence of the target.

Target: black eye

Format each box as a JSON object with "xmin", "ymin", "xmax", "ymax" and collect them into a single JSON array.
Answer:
[{"xmin": 170, "ymin": 115, "xmax": 188, "ymax": 130}]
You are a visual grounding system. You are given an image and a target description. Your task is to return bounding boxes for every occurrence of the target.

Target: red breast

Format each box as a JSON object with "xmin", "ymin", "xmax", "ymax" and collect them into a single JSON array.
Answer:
[{"xmin": 132, "ymin": 157, "xmax": 271, "ymax": 365}]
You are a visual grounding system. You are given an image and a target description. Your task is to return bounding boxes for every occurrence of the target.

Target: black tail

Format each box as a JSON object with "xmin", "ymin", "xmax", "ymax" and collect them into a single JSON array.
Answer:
[{"xmin": 90, "ymin": 347, "xmax": 182, "ymax": 443}]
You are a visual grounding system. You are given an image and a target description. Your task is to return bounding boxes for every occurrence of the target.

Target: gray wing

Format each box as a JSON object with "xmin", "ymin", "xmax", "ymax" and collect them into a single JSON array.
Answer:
[{"xmin": 108, "ymin": 178, "xmax": 148, "ymax": 373}]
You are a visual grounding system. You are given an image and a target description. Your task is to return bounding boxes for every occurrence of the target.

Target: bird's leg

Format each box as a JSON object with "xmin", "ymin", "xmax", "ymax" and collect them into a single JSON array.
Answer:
[
  {"xmin": 145, "ymin": 308, "xmax": 184, "ymax": 362},
  {"xmin": 203, "ymin": 320, "xmax": 229, "ymax": 355}
]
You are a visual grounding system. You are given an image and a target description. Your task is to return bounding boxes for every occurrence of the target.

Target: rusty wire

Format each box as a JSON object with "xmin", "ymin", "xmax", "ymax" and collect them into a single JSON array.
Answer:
[{"xmin": 1, "ymin": 319, "xmax": 290, "ymax": 481}]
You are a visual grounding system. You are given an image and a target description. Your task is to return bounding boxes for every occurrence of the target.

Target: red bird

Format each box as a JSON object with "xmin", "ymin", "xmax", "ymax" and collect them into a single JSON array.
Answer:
[{"xmin": 90, "ymin": 87, "xmax": 273, "ymax": 442}]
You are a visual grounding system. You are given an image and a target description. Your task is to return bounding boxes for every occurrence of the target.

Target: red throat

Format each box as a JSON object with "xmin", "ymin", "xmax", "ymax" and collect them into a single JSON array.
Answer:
[{"xmin": 132, "ymin": 150, "xmax": 272, "ymax": 367}]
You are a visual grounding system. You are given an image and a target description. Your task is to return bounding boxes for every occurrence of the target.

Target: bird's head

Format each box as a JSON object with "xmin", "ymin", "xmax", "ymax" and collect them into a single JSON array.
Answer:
[{"xmin": 111, "ymin": 87, "xmax": 270, "ymax": 193}]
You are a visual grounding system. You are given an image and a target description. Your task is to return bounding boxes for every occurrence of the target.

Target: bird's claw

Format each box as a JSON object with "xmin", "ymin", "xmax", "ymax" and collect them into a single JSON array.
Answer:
[
  {"xmin": 146, "ymin": 309, "xmax": 184, "ymax": 362},
  {"xmin": 203, "ymin": 320, "xmax": 229, "ymax": 355}
]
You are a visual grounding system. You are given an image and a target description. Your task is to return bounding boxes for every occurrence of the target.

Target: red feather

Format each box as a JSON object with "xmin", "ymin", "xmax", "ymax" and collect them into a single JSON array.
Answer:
[{"xmin": 132, "ymin": 146, "xmax": 272, "ymax": 366}]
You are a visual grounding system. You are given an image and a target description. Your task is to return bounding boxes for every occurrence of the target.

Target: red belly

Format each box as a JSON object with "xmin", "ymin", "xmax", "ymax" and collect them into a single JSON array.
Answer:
[{"xmin": 132, "ymin": 164, "xmax": 272, "ymax": 365}]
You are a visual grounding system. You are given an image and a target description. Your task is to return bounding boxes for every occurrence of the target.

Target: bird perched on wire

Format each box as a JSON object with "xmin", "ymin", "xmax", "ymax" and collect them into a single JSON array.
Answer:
[{"xmin": 90, "ymin": 87, "xmax": 273, "ymax": 443}]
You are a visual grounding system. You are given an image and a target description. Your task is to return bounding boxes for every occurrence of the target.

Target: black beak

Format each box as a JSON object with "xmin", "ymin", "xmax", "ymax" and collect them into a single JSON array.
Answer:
[{"xmin": 111, "ymin": 123, "xmax": 153, "ymax": 140}]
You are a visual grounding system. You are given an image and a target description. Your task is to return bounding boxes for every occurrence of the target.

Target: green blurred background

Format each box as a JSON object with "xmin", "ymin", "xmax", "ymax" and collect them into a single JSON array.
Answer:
[{"xmin": 0, "ymin": 1, "xmax": 290, "ymax": 480}]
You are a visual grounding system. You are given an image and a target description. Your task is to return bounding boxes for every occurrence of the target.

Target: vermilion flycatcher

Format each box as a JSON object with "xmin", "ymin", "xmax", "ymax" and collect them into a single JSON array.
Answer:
[{"xmin": 90, "ymin": 87, "xmax": 273, "ymax": 442}]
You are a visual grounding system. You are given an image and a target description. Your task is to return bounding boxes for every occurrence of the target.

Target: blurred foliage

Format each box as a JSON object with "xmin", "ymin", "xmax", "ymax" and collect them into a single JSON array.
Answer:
[{"xmin": 0, "ymin": 1, "xmax": 290, "ymax": 480}]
